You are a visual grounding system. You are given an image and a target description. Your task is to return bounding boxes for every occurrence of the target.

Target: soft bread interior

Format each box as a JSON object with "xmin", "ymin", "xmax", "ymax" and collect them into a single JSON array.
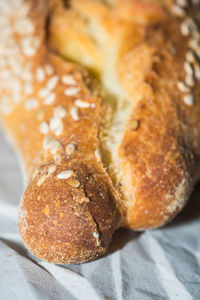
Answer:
[
  {"xmin": 50, "ymin": 0, "xmax": 168, "ymax": 210},
  {"xmin": 50, "ymin": 0, "xmax": 137, "ymax": 206}
]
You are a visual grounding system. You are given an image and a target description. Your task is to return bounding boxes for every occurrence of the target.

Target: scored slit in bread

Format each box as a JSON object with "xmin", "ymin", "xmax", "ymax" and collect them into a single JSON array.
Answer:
[
  {"xmin": 0, "ymin": 0, "xmax": 199, "ymax": 264},
  {"xmin": 50, "ymin": 0, "xmax": 200, "ymax": 228}
]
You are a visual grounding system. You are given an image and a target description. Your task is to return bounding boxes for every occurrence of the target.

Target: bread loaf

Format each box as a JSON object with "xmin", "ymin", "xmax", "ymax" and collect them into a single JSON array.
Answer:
[{"xmin": 0, "ymin": 0, "xmax": 199, "ymax": 264}]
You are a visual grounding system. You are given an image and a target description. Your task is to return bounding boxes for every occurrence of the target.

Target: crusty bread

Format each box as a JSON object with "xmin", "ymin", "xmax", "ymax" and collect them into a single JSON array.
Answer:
[
  {"xmin": 0, "ymin": 0, "xmax": 199, "ymax": 264},
  {"xmin": 0, "ymin": 0, "xmax": 120, "ymax": 264},
  {"xmin": 50, "ymin": 0, "xmax": 200, "ymax": 229}
]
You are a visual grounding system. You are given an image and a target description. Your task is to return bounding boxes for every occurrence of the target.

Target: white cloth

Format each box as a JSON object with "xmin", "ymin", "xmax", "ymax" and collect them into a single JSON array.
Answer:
[{"xmin": 0, "ymin": 128, "xmax": 199, "ymax": 300}]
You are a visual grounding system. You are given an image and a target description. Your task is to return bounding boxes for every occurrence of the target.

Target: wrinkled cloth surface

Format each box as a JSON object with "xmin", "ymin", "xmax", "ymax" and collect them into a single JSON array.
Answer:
[{"xmin": 0, "ymin": 128, "xmax": 200, "ymax": 300}]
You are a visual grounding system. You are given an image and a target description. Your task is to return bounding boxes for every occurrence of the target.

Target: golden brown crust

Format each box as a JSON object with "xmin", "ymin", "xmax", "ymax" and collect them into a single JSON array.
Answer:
[
  {"xmin": 117, "ymin": 4, "xmax": 200, "ymax": 228},
  {"xmin": 0, "ymin": 0, "xmax": 200, "ymax": 264},
  {"xmin": 50, "ymin": 0, "xmax": 200, "ymax": 229},
  {"xmin": 117, "ymin": 10, "xmax": 200, "ymax": 229},
  {"xmin": 0, "ymin": 0, "xmax": 119, "ymax": 264}
]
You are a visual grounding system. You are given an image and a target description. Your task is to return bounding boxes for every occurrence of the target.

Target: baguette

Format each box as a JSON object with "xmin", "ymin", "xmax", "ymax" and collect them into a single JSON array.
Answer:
[{"xmin": 0, "ymin": 0, "xmax": 199, "ymax": 264}]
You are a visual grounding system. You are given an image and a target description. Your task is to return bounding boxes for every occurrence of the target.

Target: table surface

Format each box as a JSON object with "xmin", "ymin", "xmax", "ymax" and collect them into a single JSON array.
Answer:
[{"xmin": 0, "ymin": 128, "xmax": 200, "ymax": 300}]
